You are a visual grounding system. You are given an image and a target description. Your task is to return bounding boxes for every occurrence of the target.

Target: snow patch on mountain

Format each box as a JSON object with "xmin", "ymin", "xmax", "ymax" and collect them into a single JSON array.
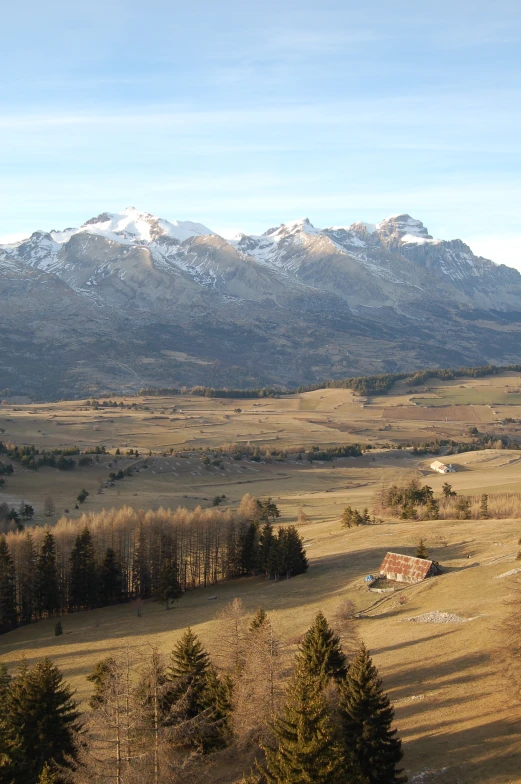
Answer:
[
  {"xmin": 400, "ymin": 233, "xmax": 439, "ymax": 245},
  {"xmin": 81, "ymin": 207, "xmax": 213, "ymax": 243},
  {"xmin": 263, "ymin": 218, "xmax": 321, "ymax": 240}
]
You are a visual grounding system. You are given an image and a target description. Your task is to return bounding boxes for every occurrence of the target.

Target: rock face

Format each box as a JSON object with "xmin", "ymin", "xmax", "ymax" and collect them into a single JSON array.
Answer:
[{"xmin": 1, "ymin": 207, "xmax": 520, "ymax": 398}]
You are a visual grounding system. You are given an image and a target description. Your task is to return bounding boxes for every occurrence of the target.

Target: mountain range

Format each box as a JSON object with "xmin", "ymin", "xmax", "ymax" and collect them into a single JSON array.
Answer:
[{"xmin": 1, "ymin": 207, "xmax": 520, "ymax": 399}]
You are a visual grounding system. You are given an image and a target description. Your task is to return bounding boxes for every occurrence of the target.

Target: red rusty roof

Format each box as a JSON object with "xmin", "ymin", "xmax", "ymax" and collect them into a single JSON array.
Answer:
[{"xmin": 379, "ymin": 552, "xmax": 433, "ymax": 581}]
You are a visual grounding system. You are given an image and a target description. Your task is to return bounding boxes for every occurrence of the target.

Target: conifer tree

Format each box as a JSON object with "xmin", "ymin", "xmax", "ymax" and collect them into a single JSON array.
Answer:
[
  {"xmin": 0, "ymin": 715, "xmax": 20, "ymax": 781},
  {"xmin": 165, "ymin": 627, "xmax": 211, "ymax": 715},
  {"xmin": 266, "ymin": 536, "xmax": 281, "ymax": 580},
  {"xmin": 69, "ymin": 526, "xmax": 97, "ymax": 610},
  {"xmin": 37, "ymin": 763, "xmax": 58, "ymax": 783},
  {"xmin": 0, "ymin": 535, "xmax": 17, "ymax": 634},
  {"xmin": 35, "ymin": 531, "xmax": 60, "ymax": 618},
  {"xmin": 480, "ymin": 494, "xmax": 489, "ymax": 519},
  {"xmin": 339, "ymin": 645, "xmax": 406, "ymax": 784},
  {"xmin": 132, "ymin": 524, "xmax": 151, "ymax": 599},
  {"xmin": 415, "ymin": 539, "xmax": 429, "ymax": 560},
  {"xmin": 0, "ymin": 662, "xmax": 11, "ymax": 700},
  {"xmin": 278, "ymin": 526, "xmax": 308, "ymax": 578},
  {"xmin": 424, "ymin": 497, "xmax": 439, "ymax": 520},
  {"xmin": 249, "ymin": 606, "xmax": 268, "ymax": 632},
  {"xmin": 87, "ymin": 656, "xmax": 117, "ymax": 709},
  {"xmin": 6, "ymin": 657, "xmax": 81, "ymax": 783},
  {"xmin": 258, "ymin": 668, "xmax": 348, "ymax": 784},
  {"xmin": 98, "ymin": 547, "xmax": 123, "ymax": 605},
  {"xmin": 18, "ymin": 531, "xmax": 36, "ymax": 624},
  {"xmin": 259, "ymin": 522, "xmax": 275, "ymax": 575},
  {"xmin": 341, "ymin": 506, "xmax": 355, "ymax": 529},
  {"xmin": 239, "ymin": 521, "xmax": 259, "ymax": 574},
  {"xmin": 165, "ymin": 628, "xmax": 229, "ymax": 750},
  {"xmin": 296, "ymin": 611, "xmax": 347, "ymax": 685},
  {"xmin": 155, "ymin": 559, "xmax": 182, "ymax": 609}
]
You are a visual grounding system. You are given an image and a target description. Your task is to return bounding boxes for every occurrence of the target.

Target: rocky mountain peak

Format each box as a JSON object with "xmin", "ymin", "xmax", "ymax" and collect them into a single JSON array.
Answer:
[
  {"xmin": 263, "ymin": 217, "xmax": 320, "ymax": 240},
  {"xmin": 377, "ymin": 214, "xmax": 433, "ymax": 242}
]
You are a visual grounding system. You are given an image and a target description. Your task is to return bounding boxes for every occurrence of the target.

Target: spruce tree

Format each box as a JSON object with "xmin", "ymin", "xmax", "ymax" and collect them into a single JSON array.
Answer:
[
  {"xmin": 165, "ymin": 628, "xmax": 229, "ymax": 750},
  {"xmin": 0, "ymin": 535, "xmax": 17, "ymax": 634},
  {"xmin": 339, "ymin": 645, "xmax": 406, "ymax": 784},
  {"xmin": 0, "ymin": 716, "xmax": 21, "ymax": 781},
  {"xmin": 341, "ymin": 506, "xmax": 354, "ymax": 529},
  {"xmin": 259, "ymin": 521, "xmax": 275, "ymax": 575},
  {"xmin": 155, "ymin": 559, "xmax": 182, "ymax": 609},
  {"xmin": 35, "ymin": 531, "xmax": 60, "ymax": 618},
  {"xmin": 278, "ymin": 526, "xmax": 308, "ymax": 578},
  {"xmin": 37, "ymin": 763, "xmax": 58, "ymax": 783},
  {"xmin": 249, "ymin": 606, "xmax": 268, "ymax": 632},
  {"xmin": 98, "ymin": 547, "xmax": 123, "ymax": 605},
  {"xmin": 296, "ymin": 611, "xmax": 347, "ymax": 685},
  {"xmin": 239, "ymin": 521, "xmax": 259, "ymax": 574},
  {"xmin": 6, "ymin": 657, "xmax": 81, "ymax": 783},
  {"xmin": 165, "ymin": 627, "xmax": 211, "ymax": 713},
  {"xmin": 266, "ymin": 536, "xmax": 281, "ymax": 580},
  {"xmin": 132, "ymin": 524, "xmax": 151, "ymax": 599},
  {"xmin": 69, "ymin": 526, "xmax": 97, "ymax": 610},
  {"xmin": 87, "ymin": 656, "xmax": 117, "ymax": 709},
  {"xmin": 0, "ymin": 662, "xmax": 11, "ymax": 700},
  {"xmin": 415, "ymin": 539, "xmax": 429, "ymax": 560},
  {"xmin": 258, "ymin": 668, "xmax": 348, "ymax": 784},
  {"xmin": 480, "ymin": 494, "xmax": 489, "ymax": 519},
  {"xmin": 18, "ymin": 531, "xmax": 36, "ymax": 624}
]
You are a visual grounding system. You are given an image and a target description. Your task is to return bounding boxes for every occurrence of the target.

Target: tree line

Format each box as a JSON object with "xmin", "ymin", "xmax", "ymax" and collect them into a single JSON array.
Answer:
[
  {"xmin": 372, "ymin": 479, "xmax": 504, "ymax": 521},
  {"xmin": 0, "ymin": 495, "xmax": 307, "ymax": 634},
  {"xmin": 0, "ymin": 443, "xmax": 79, "ymax": 472},
  {"xmin": 0, "ymin": 603, "xmax": 405, "ymax": 784},
  {"xmin": 139, "ymin": 362, "xmax": 521, "ymax": 400}
]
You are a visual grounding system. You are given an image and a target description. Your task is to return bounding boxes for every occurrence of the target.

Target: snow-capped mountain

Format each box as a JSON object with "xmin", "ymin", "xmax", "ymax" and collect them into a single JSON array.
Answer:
[{"xmin": 1, "ymin": 209, "xmax": 520, "ymax": 399}]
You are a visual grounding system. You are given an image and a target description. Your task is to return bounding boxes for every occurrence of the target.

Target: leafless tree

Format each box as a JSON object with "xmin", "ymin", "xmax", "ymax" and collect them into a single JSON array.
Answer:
[
  {"xmin": 232, "ymin": 613, "xmax": 284, "ymax": 747},
  {"xmin": 331, "ymin": 599, "xmax": 360, "ymax": 660},
  {"xmin": 214, "ymin": 598, "xmax": 248, "ymax": 677}
]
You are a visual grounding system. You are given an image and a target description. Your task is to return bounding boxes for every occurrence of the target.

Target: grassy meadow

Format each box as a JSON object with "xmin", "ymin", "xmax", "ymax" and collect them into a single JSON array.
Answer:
[{"xmin": 2, "ymin": 373, "xmax": 521, "ymax": 782}]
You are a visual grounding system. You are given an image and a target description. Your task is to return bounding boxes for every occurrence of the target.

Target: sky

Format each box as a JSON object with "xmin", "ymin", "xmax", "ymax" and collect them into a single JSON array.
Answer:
[{"xmin": 1, "ymin": 0, "xmax": 520, "ymax": 268}]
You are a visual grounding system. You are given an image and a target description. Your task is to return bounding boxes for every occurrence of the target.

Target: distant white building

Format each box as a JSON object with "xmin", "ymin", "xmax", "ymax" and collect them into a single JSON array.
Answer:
[{"xmin": 430, "ymin": 460, "xmax": 455, "ymax": 474}]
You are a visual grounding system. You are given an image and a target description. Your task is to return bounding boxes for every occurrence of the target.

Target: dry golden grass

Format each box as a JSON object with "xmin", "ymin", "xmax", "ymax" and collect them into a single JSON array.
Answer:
[
  {"xmin": 1, "ymin": 513, "xmax": 521, "ymax": 783},
  {"xmin": 2, "ymin": 378, "xmax": 521, "ymax": 781}
]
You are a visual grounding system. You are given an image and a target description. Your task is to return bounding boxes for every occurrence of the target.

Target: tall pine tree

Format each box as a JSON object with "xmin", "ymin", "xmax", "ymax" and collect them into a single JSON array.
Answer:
[
  {"xmin": 0, "ymin": 535, "xmax": 17, "ymax": 634},
  {"xmin": 257, "ymin": 667, "xmax": 348, "ymax": 784},
  {"xmin": 69, "ymin": 526, "xmax": 97, "ymax": 610},
  {"xmin": 296, "ymin": 611, "xmax": 347, "ymax": 685},
  {"xmin": 98, "ymin": 547, "xmax": 123, "ymax": 605},
  {"xmin": 35, "ymin": 531, "xmax": 60, "ymax": 618},
  {"xmin": 164, "ymin": 628, "xmax": 229, "ymax": 750},
  {"xmin": 165, "ymin": 627, "xmax": 211, "ymax": 715},
  {"xmin": 132, "ymin": 524, "xmax": 151, "ymax": 599},
  {"xmin": 259, "ymin": 522, "xmax": 275, "ymax": 575},
  {"xmin": 6, "ymin": 657, "xmax": 81, "ymax": 783},
  {"xmin": 339, "ymin": 644, "xmax": 406, "ymax": 784},
  {"xmin": 155, "ymin": 559, "xmax": 182, "ymax": 609},
  {"xmin": 278, "ymin": 526, "xmax": 308, "ymax": 578},
  {"xmin": 18, "ymin": 531, "xmax": 36, "ymax": 624}
]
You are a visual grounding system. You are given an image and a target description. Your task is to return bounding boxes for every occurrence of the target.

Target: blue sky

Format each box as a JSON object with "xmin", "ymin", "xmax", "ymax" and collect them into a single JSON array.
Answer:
[{"xmin": 1, "ymin": 0, "xmax": 520, "ymax": 267}]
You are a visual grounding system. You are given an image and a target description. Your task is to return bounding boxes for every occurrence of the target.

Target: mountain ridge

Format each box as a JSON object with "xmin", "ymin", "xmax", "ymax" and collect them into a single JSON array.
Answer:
[{"xmin": 1, "ymin": 208, "xmax": 520, "ymax": 399}]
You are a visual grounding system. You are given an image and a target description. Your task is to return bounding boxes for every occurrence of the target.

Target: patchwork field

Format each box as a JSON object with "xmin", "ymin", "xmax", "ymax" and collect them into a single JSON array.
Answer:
[{"xmin": 2, "ymin": 373, "xmax": 521, "ymax": 782}]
